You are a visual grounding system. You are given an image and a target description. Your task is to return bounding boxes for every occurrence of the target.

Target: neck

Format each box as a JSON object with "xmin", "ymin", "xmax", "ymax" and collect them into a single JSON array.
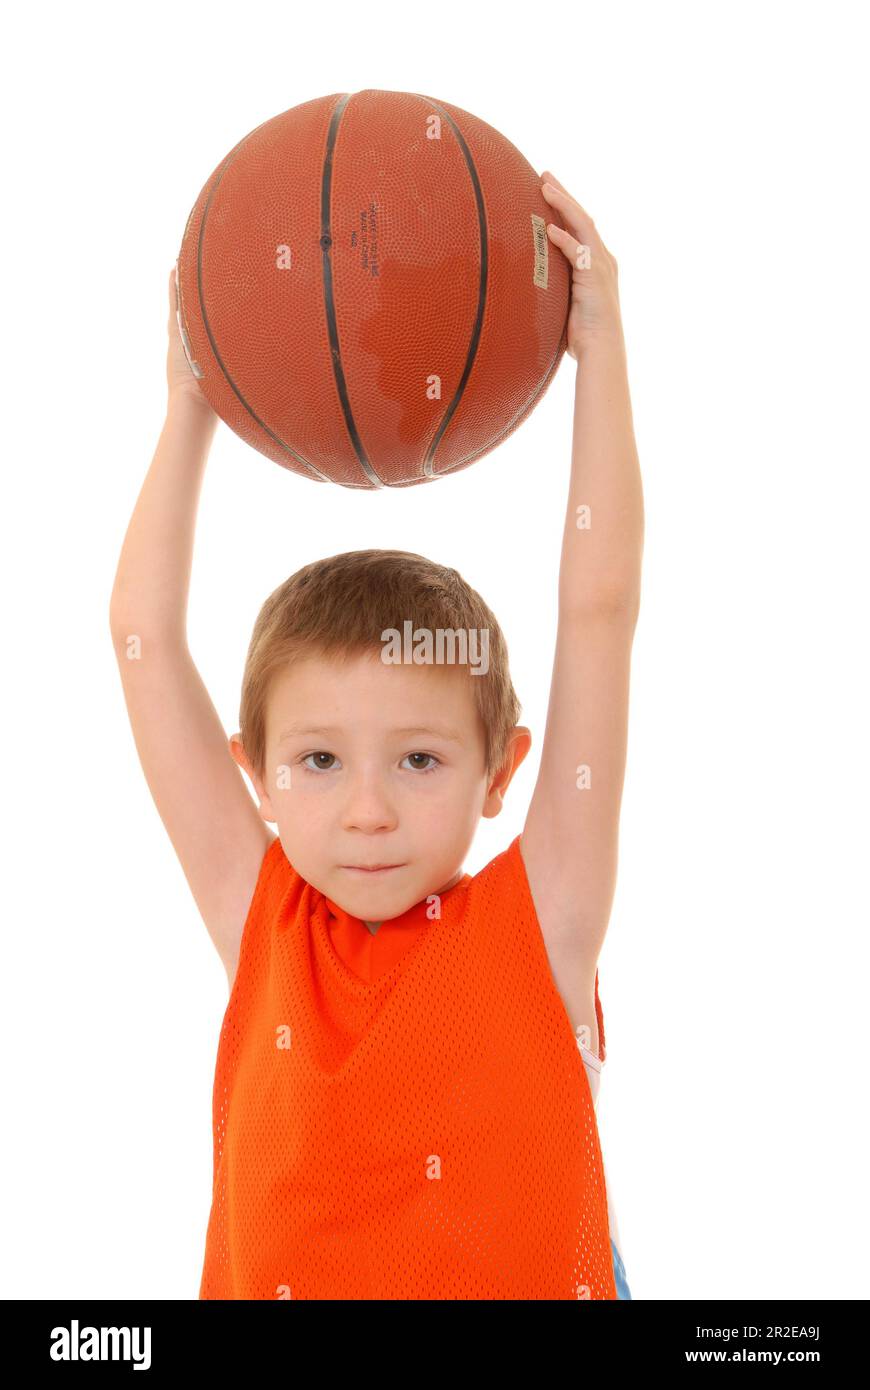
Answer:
[{"xmin": 364, "ymin": 865, "xmax": 466, "ymax": 934}]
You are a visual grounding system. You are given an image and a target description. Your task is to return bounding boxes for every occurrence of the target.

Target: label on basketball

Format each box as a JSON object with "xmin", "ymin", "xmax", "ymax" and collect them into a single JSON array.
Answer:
[
  {"xmin": 531, "ymin": 213, "xmax": 549, "ymax": 290},
  {"xmin": 350, "ymin": 201, "xmax": 381, "ymax": 279}
]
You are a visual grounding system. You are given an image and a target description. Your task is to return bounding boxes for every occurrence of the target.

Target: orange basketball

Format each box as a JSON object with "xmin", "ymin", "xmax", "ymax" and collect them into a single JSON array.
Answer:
[{"xmin": 175, "ymin": 90, "xmax": 570, "ymax": 489}]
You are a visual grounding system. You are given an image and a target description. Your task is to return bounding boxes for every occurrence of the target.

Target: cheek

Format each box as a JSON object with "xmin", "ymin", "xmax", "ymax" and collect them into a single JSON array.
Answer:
[
  {"xmin": 269, "ymin": 777, "xmax": 333, "ymax": 833},
  {"xmin": 406, "ymin": 769, "xmax": 475, "ymax": 817},
  {"xmin": 276, "ymin": 766, "xmax": 335, "ymax": 798}
]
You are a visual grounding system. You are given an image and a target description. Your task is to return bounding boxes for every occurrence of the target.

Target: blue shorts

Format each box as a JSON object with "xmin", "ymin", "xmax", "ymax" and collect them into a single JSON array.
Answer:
[{"xmin": 611, "ymin": 1238, "xmax": 632, "ymax": 1300}]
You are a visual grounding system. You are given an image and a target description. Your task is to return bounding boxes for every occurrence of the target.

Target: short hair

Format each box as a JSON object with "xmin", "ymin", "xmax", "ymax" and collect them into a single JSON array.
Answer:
[{"xmin": 239, "ymin": 549, "xmax": 522, "ymax": 785}]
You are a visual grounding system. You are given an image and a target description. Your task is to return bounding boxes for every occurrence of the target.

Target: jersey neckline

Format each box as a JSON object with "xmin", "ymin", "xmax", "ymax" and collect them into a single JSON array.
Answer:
[{"xmin": 314, "ymin": 870, "xmax": 473, "ymax": 992}]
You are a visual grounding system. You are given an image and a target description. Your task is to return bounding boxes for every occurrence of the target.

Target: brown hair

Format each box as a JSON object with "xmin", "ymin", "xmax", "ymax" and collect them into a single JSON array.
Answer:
[{"xmin": 239, "ymin": 549, "xmax": 521, "ymax": 784}]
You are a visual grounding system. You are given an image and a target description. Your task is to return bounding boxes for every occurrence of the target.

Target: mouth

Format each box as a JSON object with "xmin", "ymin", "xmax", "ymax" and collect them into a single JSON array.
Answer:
[{"xmin": 341, "ymin": 864, "xmax": 404, "ymax": 875}]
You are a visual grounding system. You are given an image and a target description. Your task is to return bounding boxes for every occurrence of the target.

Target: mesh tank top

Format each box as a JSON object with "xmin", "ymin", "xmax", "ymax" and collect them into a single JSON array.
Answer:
[{"xmin": 199, "ymin": 833, "xmax": 616, "ymax": 1299}]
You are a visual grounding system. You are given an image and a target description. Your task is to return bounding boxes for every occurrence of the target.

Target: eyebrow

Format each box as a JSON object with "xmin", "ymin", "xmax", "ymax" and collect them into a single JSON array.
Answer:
[{"xmin": 277, "ymin": 723, "xmax": 464, "ymax": 744}]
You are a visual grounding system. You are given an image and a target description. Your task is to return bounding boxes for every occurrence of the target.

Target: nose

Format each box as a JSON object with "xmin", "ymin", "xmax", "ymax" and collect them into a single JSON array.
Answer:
[{"xmin": 340, "ymin": 769, "xmax": 399, "ymax": 834}]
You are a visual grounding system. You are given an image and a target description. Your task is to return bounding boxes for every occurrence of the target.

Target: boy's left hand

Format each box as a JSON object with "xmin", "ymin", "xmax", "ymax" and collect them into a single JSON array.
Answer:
[{"xmin": 540, "ymin": 172, "xmax": 623, "ymax": 360}]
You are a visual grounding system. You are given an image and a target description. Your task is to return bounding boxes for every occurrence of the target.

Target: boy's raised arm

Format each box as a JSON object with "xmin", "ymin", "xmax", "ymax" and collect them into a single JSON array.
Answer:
[
  {"xmin": 520, "ymin": 176, "xmax": 644, "ymax": 1053},
  {"xmin": 109, "ymin": 268, "xmax": 274, "ymax": 987}
]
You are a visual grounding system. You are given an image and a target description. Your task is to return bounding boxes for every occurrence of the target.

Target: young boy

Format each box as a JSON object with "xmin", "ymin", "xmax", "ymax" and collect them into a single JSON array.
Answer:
[{"xmin": 109, "ymin": 171, "xmax": 643, "ymax": 1300}]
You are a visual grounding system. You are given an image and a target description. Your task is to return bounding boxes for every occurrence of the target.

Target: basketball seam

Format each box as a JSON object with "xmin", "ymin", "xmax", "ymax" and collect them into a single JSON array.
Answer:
[
  {"xmin": 320, "ymin": 94, "xmax": 386, "ymax": 488},
  {"xmin": 412, "ymin": 94, "xmax": 488, "ymax": 482},
  {"xmin": 190, "ymin": 117, "xmax": 334, "ymax": 484}
]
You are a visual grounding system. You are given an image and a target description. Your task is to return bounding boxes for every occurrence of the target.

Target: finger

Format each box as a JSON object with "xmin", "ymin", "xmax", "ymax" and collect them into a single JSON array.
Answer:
[
  {"xmin": 541, "ymin": 171, "xmax": 579, "ymax": 206},
  {"xmin": 168, "ymin": 264, "xmax": 178, "ymax": 324},
  {"xmin": 541, "ymin": 179, "xmax": 592, "ymax": 220},
  {"xmin": 540, "ymin": 171, "xmax": 594, "ymax": 221},
  {"xmin": 540, "ymin": 170, "xmax": 569, "ymax": 194},
  {"xmin": 542, "ymin": 196, "xmax": 596, "ymax": 257},
  {"xmin": 540, "ymin": 180, "xmax": 595, "ymax": 236},
  {"xmin": 546, "ymin": 220, "xmax": 593, "ymax": 272}
]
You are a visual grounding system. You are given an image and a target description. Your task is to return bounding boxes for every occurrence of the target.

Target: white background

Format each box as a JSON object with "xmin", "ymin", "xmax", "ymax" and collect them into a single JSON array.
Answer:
[{"xmin": 2, "ymin": 0, "xmax": 868, "ymax": 1300}]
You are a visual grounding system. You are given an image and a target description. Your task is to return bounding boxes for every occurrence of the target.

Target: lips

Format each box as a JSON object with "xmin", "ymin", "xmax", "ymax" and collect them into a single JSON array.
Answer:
[{"xmin": 342, "ymin": 864, "xmax": 403, "ymax": 873}]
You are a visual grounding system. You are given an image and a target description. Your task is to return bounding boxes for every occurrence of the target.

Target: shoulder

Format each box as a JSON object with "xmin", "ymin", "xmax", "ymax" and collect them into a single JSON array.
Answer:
[
  {"xmin": 467, "ymin": 834, "xmax": 545, "ymax": 926},
  {"xmin": 463, "ymin": 834, "xmax": 542, "ymax": 936},
  {"xmin": 223, "ymin": 834, "xmax": 303, "ymax": 989},
  {"xmin": 469, "ymin": 834, "xmax": 527, "ymax": 893},
  {"xmin": 244, "ymin": 832, "xmax": 298, "ymax": 913},
  {"xmin": 469, "ymin": 834, "xmax": 606, "ymax": 1062}
]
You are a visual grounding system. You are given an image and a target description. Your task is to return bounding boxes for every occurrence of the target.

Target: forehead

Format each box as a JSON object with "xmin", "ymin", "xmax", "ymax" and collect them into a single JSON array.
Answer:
[{"xmin": 267, "ymin": 650, "xmax": 481, "ymax": 739}]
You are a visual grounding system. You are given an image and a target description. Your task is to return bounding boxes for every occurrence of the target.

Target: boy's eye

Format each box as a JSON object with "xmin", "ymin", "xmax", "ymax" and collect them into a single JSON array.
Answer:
[
  {"xmin": 402, "ymin": 752, "xmax": 440, "ymax": 773},
  {"xmin": 302, "ymin": 751, "xmax": 339, "ymax": 772}
]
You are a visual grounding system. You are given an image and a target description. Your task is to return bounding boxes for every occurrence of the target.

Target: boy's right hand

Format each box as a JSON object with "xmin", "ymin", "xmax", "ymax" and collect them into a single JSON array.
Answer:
[{"xmin": 167, "ymin": 264, "xmax": 215, "ymax": 417}]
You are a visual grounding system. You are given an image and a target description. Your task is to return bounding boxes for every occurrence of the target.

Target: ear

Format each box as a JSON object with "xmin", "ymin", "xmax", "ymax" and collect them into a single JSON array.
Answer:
[
  {"xmin": 481, "ymin": 726, "xmax": 532, "ymax": 819},
  {"xmin": 229, "ymin": 733, "xmax": 277, "ymax": 824}
]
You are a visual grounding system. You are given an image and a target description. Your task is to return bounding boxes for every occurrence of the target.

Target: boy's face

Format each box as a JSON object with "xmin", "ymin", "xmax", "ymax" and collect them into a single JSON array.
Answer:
[{"xmin": 234, "ymin": 650, "xmax": 530, "ymax": 925}]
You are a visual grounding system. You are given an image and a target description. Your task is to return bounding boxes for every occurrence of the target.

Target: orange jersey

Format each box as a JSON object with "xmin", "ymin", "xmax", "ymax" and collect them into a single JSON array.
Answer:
[{"xmin": 199, "ymin": 834, "xmax": 615, "ymax": 1299}]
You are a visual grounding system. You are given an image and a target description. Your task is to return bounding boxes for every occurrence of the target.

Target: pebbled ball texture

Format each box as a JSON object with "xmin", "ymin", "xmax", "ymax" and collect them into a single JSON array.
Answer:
[{"xmin": 176, "ymin": 89, "xmax": 570, "ymax": 489}]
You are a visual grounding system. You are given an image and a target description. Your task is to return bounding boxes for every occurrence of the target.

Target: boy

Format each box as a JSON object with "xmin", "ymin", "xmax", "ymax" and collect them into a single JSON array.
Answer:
[{"xmin": 109, "ymin": 171, "xmax": 643, "ymax": 1299}]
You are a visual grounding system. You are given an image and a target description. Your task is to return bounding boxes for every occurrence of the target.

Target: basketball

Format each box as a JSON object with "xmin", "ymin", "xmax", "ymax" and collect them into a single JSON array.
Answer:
[{"xmin": 175, "ymin": 89, "xmax": 570, "ymax": 488}]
